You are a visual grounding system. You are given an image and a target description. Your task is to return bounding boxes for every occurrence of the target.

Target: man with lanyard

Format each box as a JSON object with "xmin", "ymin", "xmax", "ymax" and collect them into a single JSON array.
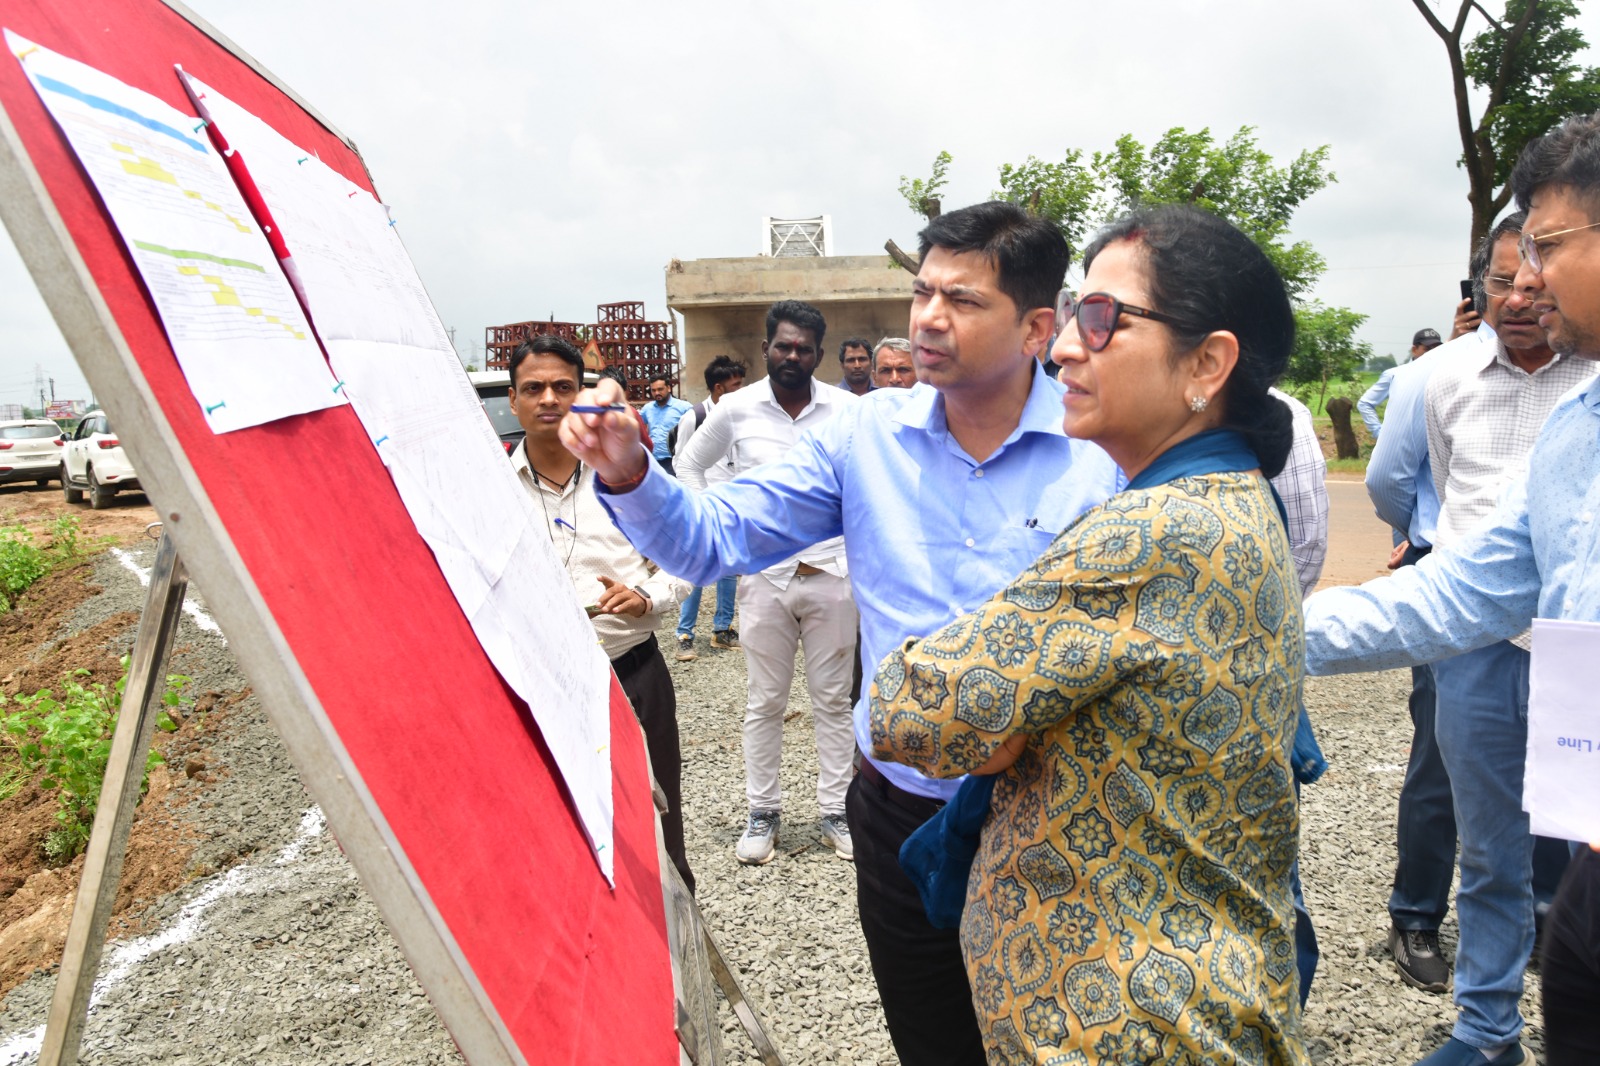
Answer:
[
  {"xmin": 507, "ymin": 335, "xmax": 694, "ymax": 892},
  {"xmin": 1302, "ymin": 111, "xmax": 1600, "ymax": 1066},
  {"xmin": 563, "ymin": 202, "xmax": 1120, "ymax": 1066}
]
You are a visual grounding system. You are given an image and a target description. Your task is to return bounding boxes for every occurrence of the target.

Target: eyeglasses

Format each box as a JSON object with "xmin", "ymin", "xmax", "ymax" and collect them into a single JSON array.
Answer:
[
  {"xmin": 1055, "ymin": 289, "xmax": 1191, "ymax": 352},
  {"xmin": 1482, "ymin": 275, "xmax": 1516, "ymax": 297},
  {"xmin": 1518, "ymin": 221, "xmax": 1600, "ymax": 274}
]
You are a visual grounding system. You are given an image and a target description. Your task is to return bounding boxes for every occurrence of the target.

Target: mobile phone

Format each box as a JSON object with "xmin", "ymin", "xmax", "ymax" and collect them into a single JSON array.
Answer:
[{"xmin": 1460, "ymin": 279, "xmax": 1474, "ymax": 302}]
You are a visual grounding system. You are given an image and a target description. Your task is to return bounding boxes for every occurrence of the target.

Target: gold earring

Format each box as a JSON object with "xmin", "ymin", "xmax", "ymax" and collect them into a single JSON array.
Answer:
[{"xmin": 1189, "ymin": 395, "xmax": 1208, "ymax": 413}]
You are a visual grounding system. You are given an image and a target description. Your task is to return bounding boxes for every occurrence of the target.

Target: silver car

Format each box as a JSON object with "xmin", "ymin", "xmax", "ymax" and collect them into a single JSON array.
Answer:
[{"xmin": 0, "ymin": 419, "xmax": 66, "ymax": 488}]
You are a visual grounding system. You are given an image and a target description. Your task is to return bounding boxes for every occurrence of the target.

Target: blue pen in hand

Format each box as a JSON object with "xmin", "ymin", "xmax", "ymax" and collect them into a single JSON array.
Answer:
[{"xmin": 570, "ymin": 403, "xmax": 629, "ymax": 414}]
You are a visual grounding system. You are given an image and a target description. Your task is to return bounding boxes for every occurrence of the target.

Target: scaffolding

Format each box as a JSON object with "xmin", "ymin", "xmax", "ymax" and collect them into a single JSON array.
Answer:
[{"xmin": 485, "ymin": 303, "xmax": 679, "ymax": 404}]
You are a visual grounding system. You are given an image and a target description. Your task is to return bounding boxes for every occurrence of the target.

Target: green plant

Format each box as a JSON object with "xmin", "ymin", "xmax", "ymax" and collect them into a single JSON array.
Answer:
[
  {"xmin": 0, "ymin": 527, "xmax": 50, "ymax": 612},
  {"xmin": 2, "ymin": 657, "xmax": 187, "ymax": 862},
  {"xmin": 0, "ymin": 516, "xmax": 84, "ymax": 611}
]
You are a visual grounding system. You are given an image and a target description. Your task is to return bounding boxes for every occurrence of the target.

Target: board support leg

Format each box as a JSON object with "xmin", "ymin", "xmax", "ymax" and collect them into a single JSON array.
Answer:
[{"xmin": 38, "ymin": 528, "xmax": 189, "ymax": 1066}]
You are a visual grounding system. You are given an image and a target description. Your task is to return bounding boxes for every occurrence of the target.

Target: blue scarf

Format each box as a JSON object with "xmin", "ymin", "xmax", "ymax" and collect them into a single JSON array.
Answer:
[{"xmin": 898, "ymin": 429, "xmax": 1284, "ymax": 929}]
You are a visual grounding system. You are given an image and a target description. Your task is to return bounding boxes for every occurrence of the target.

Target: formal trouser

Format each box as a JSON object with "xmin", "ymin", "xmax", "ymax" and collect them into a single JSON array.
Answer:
[
  {"xmin": 1390, "ymin": 545, "xmax": 1458, "ymax": 931},
  {"xmin": 613, "ymin": 636, "xmax": 694, "ymax": 894},
  {"xmin": 737, "ymin": 570, "xmax": 857, "ymax": 816},
  {"xmin": 847, "ymin": 766, "xmax": 985, "ymax": 1066},
  {"xmin": 676, "ymin": 575, "xmax": 738, "ymax": 639},
  {"xmin": 1433, "ymin": 640, "xmax": 1535, "ymax": 1049},
  {"xmin": 1542, "ymin": 846, "xmax": 1600, "ymax": 1066}
]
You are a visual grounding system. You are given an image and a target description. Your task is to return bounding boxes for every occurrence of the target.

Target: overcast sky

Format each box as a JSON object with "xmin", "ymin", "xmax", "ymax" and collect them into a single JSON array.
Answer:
[{"xmin": 2, "ymin": 0, "xmax": 1593, "ymax": 408}]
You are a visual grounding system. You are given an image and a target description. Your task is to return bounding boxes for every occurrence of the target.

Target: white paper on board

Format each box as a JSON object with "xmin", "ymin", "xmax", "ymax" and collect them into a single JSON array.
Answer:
[
  {"xmin": 181, "ymin": 76, "xmax": 616, "ymax": 882},
  {"xmin": 1524, "ymin": 617, "xmax": 1600, "ymax": 844},
  {"xmin": 7, "ymin": 33, "xmax": 346, "ymax": 433}
]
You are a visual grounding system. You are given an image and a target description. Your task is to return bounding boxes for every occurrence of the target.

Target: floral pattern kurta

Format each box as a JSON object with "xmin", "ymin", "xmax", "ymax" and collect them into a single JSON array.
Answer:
[{"xmin": 870, "ymin": 473, "xmax": 1308, "ymax": 1066}]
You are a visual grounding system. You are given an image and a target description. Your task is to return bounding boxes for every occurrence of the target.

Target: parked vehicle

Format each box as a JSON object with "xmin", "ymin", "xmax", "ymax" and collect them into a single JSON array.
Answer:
[
  {"xmin": 0, "ymin": 419, "xmax": 65, "ymax": 487},
  {"xmin": 61, "ymin": 410, "xmax": 140, "ymax": 509}
]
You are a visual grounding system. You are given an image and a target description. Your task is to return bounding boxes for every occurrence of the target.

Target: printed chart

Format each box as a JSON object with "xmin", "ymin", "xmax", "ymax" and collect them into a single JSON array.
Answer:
[{"xmin": 8, "ymin": 32, "xmax": 345, "ymax": 433}]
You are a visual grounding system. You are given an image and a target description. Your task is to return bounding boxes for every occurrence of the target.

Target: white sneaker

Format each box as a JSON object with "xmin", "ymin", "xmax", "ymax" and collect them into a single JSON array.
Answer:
[
  {"xmin": 735, "ymin": 810, "xmax": 780, "ymax": 865},
  {"xmin": 819, "ymin": 813, "xmax": 853, "ymax": 861}
]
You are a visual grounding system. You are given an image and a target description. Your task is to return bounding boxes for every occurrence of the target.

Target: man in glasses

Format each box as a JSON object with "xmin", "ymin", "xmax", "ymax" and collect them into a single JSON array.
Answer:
[
  {"xmin": 561, "ymin": 201, "xmax": 1120, "ymax": 1066},
  {"xmin": 1407, "ymin": 209, "xmax": 1590, "ymax": 1061},
  {"xmin": 1302, "ymin": 110, "xmax": 1600, "ymax": 1066}
]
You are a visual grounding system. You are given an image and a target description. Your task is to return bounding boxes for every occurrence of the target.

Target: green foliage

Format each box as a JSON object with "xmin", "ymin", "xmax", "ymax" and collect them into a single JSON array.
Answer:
[
  {"xmin": 1285, "ymin": 303, "xmax": 1374, "ymax": 413},
  {"xmin": 993, "ymin": 151, "xmax": 1099, "ymax": 255},
  {"xmin": 2, "ymin": 658, "xmax": 187, "ymax": 862},
  {"xmin": 0, "ymin": 516, "xmax": 83, "ymax": 611},
  {"xmin": 1465, "ymin": 0, "xmax": 1600, "ymax": 196},
  {"xmin": 898, "ymin": 150, "xmax": 951, "ymax": 221},
  {"xmin": 1086, "ymin": 127, "xmax": 1336, "ymax": 300}
]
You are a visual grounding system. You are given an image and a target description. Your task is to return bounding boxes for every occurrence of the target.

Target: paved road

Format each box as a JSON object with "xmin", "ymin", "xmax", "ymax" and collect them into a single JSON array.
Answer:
[{"xmin": 1318, "ymin": 475, "xmax": 1395, "ymax": 591}]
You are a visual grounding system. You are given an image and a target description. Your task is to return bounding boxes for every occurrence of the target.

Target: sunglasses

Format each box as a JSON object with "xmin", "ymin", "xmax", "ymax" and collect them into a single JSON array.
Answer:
[{"xmin": 1055, "ymin": 289, "xmax": 1191, "ymax": 352}]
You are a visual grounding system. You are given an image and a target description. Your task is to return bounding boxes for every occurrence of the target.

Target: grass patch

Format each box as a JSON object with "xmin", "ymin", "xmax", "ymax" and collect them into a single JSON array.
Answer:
[
  {"xmin": 2, "ymin": 657, "xmax": 187, "ymax": 862},
  {"xmin": 1326, "ymin": 457, "xmax": 1369, "ymax": 475},
  {"xmin": 0, "ymin": 516, "xmax": 84, "ymax": 611}
]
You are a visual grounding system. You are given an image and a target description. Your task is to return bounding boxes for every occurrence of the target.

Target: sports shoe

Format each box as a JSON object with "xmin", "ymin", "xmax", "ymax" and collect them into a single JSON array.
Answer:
[
  {"xmin": 1413, "ymin": 1036, "xmax": 1526, "ymax": 1065},
  {"xmin": 819, "ymin": 813, "xmax": 853, "ymax": 861},
  {"xmin": 675, "ymin": 635, "xmax": 697, "ymax": 661},
  {"xmin": 710, "ymin": 628, "xmax": 740, "ymax": 650},
  {"xmin": 1388, "ymin": 924, "xmax": 1450, "ymax": 993},
  {"xmin": 735, "ymin": 810, "xmax": 780, "ymax": 865}
]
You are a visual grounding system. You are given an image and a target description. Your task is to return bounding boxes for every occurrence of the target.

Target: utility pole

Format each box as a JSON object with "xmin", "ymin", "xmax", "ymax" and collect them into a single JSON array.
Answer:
[{"xmin": 48, "ymin": 377, "xmax": 55, "ymax": 402}]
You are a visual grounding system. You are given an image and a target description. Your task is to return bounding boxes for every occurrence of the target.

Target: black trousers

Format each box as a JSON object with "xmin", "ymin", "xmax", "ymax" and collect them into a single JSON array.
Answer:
[
  {"xmin": 613, "ymin": 636, "xmax": 695, "ymax": 894},
  {"xmin": 1542, "ymin": 846, "xmax": 1600, "ymax": 1065},
  {"xmin": 846, "ymin": 768, "xmax": 985, "ymax": 1066}
]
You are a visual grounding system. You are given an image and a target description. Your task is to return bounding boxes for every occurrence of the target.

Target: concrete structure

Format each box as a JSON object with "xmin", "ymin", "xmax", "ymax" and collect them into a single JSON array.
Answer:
[{"xmin": 665, "ymin": 255, "xmax": 912, "ymax": 401}]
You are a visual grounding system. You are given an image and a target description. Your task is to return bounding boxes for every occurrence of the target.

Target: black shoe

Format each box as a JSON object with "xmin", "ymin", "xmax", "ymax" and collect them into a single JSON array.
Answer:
[{"xmin": 1389, "ymin": 925, "xmax": 1450, "ymax": 992}]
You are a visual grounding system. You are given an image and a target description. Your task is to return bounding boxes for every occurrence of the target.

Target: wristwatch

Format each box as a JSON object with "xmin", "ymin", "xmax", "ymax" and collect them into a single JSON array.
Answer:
[{"xmin": 632, "ymin": 586, "xmax": 652, "ymax": 609}]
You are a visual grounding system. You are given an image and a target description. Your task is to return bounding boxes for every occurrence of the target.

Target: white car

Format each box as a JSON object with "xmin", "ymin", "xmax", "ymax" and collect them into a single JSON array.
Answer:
[
  {"xmin": 0, "ymin": 419, "xmax": 65, "ymax": 488},
  {"xmin": 61, "ymin": 410, "xmax": 140, "ymax": 509}
]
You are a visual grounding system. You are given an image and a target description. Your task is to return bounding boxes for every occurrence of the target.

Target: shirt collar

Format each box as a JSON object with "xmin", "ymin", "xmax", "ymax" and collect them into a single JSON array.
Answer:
[
  {"xmin": 891, "ymin": 361, "xmax": 1065, "ymax": 444},
  {"xmin": 761, "ymin": 376, "xmax": 832, "ymax": 416},
  {"xmin": 1582, "ymin": 376, "xmax": 1600, "ymax": 415}
]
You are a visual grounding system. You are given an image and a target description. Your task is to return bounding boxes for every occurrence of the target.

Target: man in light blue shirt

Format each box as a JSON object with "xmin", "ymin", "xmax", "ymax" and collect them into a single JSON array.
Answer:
[
  {"xmin": 561, "ymin": 201, "xmax": 1120, "ymax": 1066},
  {"xmin": 1302, "ymin": 111, "xmax": 1600, "ymax": 1066},
  {"xmin": 1362, "ymin": 320, "xmax": 1487, "ymax": 993},
  {"xmin": 638, "ymin": 374, "xmax": 691, "ymax": 475},
  {"xmin": 1359, "ymin": 328, "xmax": 1443, "ymax": 440}
]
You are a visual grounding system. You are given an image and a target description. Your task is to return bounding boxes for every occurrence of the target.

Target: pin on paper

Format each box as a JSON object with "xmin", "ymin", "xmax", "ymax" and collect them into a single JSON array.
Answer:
[
  {"xmin": 192, "ymin": 118, "xmax": 209, "ymax": 133},
  {"xmin": 388, "ymin": 219, "xmax": 398, "ymax": 227},
  {"xmin": 333, "ymin": 380, "xmax": 347, "ymax": 394},
  {"xmin": 347, "ymin": 191, "xmax": 358, "ymax": 198},
  {"xmin": 374, "ymin": 435, "xmax": 389, "ymax": 447},
  {"xmin": 297, "ymin": 157, "xmax": 308, "ymax": 165},
  {"xmin": 204, "ymin": 400, "xmax": 226, "ymax": 415}
]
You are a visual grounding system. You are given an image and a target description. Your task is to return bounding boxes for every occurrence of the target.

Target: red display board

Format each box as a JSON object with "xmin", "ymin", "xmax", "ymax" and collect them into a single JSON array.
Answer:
[{"xmin": 0, "ymin": 2, "xmax": 676, "ymax": 1062}]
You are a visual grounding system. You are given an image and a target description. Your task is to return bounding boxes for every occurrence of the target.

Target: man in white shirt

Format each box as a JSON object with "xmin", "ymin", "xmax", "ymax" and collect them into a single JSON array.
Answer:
[
  {"xmin": 671, "ymin": 355, "xmax": 747, "ymax": 660},
  {"xmin": 508, "ymin": 335, "xmax": 695, "ymax": 891},
  {"xmin": 678, "ymin": 301, "xmax": 860, "ymax": 864},
  {"xmin": 1416, "ymin": 211, "xmax": 1590, "ymax": 1062}
]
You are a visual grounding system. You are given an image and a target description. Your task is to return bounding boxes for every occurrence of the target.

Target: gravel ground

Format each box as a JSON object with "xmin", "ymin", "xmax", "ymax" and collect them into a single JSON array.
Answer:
[{"xmin": 0, "ymin": 555, "xmax": 1550, "ymax": 1064}]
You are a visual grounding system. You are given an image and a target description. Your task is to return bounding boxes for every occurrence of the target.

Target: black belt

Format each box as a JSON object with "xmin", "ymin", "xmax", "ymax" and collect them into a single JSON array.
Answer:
[
  {"xmin": 610, "ymin": 634, "xmax": 658, "ymax": 678},
  {"xmin": 858, "ymin": 757, "xmax": 946, "ymax": 818}
]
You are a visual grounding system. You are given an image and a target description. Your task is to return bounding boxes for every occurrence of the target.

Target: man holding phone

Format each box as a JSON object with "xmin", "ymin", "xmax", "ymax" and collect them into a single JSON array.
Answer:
[{"xmin": 508, "ymin": 334, "xmax": 696, "ymax": 892}]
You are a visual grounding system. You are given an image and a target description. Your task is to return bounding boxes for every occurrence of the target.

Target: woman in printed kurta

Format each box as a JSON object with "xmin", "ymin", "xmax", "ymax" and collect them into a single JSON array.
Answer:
[{"xmin": 870, "ymin": 206, "xmax": 1310, "ymax": 1065}]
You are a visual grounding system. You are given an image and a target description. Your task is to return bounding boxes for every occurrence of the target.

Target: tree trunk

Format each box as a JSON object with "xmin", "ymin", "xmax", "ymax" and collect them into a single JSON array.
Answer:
[
  {"xmin": 1325, "ymin": 396, "xmax": 1360, "ymax": 460},
  {"xmin": 884, "ymin": 239, "xmax": 920, "ymax": 275}
]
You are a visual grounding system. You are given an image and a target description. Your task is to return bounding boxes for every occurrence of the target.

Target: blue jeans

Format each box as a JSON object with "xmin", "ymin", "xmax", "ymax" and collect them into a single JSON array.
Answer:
[
  {"xmin": 1433, "ymin": 640, "xmax": 1536, "ymax": 1050},
  {"xmin": 676, "ymin": 574, "xmax": 736, "ymax": 639}
]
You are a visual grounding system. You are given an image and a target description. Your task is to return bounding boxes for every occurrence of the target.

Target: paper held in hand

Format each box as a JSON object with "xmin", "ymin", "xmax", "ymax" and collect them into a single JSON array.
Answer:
[{"xmin": 1524, "ymin": 618, "xmax": 1600, "ymax": 843}]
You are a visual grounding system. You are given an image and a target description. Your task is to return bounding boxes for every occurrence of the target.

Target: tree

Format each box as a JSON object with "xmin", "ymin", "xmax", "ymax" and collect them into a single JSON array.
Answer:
[
  {"xmin": 1284, "ymin": 302, "xmax": 1373, "ymax": 414},
  {"xmin": 887, "ymin": 127, "xmax": 1335, "ymax": 299},
  {"xmin": 1411, "ymin": 0, "xmax": 1600, "ymax": 250}
]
